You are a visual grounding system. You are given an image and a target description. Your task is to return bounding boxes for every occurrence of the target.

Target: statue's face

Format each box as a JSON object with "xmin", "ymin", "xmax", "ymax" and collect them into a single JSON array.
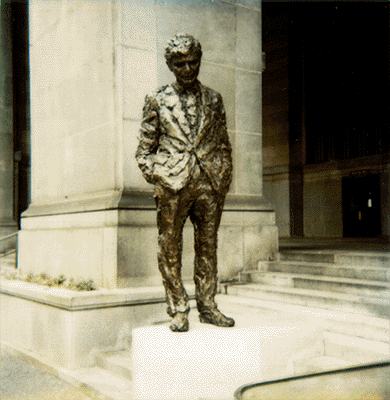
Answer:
[{"xmin": 168, "ymin": 53, "xmax": 201, "ymax": 87}]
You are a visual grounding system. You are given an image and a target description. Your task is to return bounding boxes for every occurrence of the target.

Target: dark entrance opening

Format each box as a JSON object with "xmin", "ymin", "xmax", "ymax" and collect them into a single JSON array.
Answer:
[{"xmin": 342, "ymin": 174, "xmax": 381, "ymax": 238}]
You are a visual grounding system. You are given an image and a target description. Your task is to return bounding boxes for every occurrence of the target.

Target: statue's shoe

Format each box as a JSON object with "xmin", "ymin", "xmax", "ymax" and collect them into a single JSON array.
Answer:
[
  {"xmin": 199, "ymin": 309, "xmax": 235, "ymax": 327},
  {"xmin": 169, "ymin": 312, "xmax": 189, "ymax": 332}
]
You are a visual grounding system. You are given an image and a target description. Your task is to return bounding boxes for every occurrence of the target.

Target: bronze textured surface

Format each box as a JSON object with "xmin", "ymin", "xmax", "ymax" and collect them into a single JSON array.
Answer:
[{"xmin": 136, "ymin": 34, "xmax": 234, "ymax": 331}]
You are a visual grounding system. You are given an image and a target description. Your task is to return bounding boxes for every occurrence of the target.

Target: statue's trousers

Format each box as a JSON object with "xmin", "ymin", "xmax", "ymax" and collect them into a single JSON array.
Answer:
[{"xmin": 154, "ymin": 165, "xmax": 225, "ymax": 317}]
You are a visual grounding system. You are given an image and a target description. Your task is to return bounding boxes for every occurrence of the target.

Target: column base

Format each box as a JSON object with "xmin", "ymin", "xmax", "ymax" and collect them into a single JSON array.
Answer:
[{"xmin": 18, "ymin": 193, "xmax": 278, "ymax": 289}]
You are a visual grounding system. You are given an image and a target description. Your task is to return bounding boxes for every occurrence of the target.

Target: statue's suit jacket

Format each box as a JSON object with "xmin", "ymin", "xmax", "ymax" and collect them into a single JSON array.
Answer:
[{"xmin": 136, "ymin": 81, "xmax": 233, "ymax": 195}]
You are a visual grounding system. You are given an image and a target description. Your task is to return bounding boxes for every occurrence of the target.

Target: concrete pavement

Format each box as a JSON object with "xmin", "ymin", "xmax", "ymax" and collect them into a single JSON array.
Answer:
[{"xmin": 0, "ymin": 347, "xmax": 91, "ymax": 400}]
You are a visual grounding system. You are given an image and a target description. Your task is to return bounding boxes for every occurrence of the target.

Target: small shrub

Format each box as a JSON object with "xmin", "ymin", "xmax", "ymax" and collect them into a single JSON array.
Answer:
[
  {"xmin": 6, "ymin": 272, "xmax": 17, "ymax": 280},
  {"xmin": 3, "ymin": 271, "xmax": 96, "ymax": 292},
  {"xmin": 75, "ymin": 279, "xmax": 95, "ymax": 291}
]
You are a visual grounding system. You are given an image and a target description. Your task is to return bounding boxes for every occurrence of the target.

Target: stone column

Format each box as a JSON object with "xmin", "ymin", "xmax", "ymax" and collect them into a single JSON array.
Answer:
[
  {"xmin": 19, "ymin": 0, "xmax": 120, "ymax": 288},
  {"xmin": 19, "ymin": 0, "xmax": 277, "ymax": 289},
  {"xmin": 0, "ymin": 1, "xmax": 18, "ymax": 239}
]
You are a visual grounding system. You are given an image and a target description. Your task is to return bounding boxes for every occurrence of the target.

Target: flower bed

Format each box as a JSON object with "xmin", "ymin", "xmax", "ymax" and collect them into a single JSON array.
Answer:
[{"xmin": 4, "ymin": 271, "xmax": 95, "ymax": 291}]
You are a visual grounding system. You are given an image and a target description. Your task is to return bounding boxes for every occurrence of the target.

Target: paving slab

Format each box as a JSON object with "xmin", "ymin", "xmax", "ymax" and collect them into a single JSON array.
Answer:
[{"xmin": 0, "ymin": 347, "xmax": 91, "ymax": 400}]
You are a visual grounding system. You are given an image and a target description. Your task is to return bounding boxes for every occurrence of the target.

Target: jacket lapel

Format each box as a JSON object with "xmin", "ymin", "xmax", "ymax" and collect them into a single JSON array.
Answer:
[
  {"xmin": 161, "ymin": 85, "xmax": 192, "ymax": 144},
  {"xmin": 194, "ymin": 84, "xmax": 212, "ymax": 148}
]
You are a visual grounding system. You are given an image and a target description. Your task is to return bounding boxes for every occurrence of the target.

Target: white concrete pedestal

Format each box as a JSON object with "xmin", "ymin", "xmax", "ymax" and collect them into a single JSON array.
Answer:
[{"xmin": 132, "ymin": 321, "xmax": 316, "ymax": 400}]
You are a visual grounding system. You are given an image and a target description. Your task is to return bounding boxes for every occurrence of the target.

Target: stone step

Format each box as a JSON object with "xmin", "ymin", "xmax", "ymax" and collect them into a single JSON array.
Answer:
[
  {"xmin": 334, "ymin": 252, "xmax": 390, "ymax": 268},
  {"xmin": 281, "ymin": 251, "xmax": 335, "ymax": 264},
  {"xmin": 261, "ymin": 260, "xmax": 390, "ymax": 282},
  {"xmin": 323, "ymin": 313, "xmax": 389, "ymax": 344},
  {"xmin": 0, "ymin": 250, "xmax": 16, "ymax": 261},
  {"xmin": 293, "ymin": 356, "xmax": 353, "ymax": 375},
  {"xmin": 239, "ymin": 271, "xmax": 390, "ymax": 297},
  {"xmin": 226, "ymin": 284, "xmax": 390, "ymax": 319},
  {"xmin": 280, "ymin": 250, "xmax": 390, "ymax": 268},
  {"xmin": 0, "ymin": 250, "xmax": 16, "ymax": 271},
  {"xmin": 62, "ymin": 366, "xmax": 134, "ymax": 400},
  {"xmin": 96, "ymin": 350, "xmax": 133, "ymax": 382},
  {"xmin": 220, "ymin": 294, "xmax": 389, "ymax": 344},
  {"xmin": 0, "ymin": 233, "xmax": 18, "ymax": 256},
  {"xmin": 323, "ymin": 331, "xmax": 390, "ymax": 365}
]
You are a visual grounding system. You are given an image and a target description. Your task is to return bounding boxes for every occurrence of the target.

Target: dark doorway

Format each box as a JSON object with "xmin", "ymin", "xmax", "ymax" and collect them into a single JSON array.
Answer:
[{"xmin": 342, "ymin": 174, "xmax": 381, "ymax": 238}]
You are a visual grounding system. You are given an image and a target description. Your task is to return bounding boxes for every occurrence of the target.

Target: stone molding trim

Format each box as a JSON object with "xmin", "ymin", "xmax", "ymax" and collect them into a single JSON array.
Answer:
[
  {"xmin": 263, "ymin": 165, "xmax": 290, "ymax": 177},
  {"xmin": 0, "ymin": 279, "xmax": 196, "ymax": 312},
  {"xmin": 21, "ymin": 190, "xmax": 275, "ymax": 218},
  {"xmin": 21, "ymin": 190, "xmax": 155, "ymax": 218},
  {"xmin": 303, "ymin": 154, "xmax": 390, "ymax": 175}
]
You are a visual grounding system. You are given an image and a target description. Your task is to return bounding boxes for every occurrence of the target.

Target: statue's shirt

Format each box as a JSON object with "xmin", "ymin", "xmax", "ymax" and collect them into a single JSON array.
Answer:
[{"xmin": 175, "ymin": 84, "xmax": 201, "ymax": 142}]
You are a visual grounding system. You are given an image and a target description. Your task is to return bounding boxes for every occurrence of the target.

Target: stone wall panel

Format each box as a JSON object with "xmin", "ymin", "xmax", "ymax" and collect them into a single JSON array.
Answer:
[{"xmin": 236, "ymin": 5, "xmax": 262, "ymax": 71}]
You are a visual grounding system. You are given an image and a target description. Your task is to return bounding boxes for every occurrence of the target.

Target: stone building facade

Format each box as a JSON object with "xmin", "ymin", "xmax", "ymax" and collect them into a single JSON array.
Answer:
[
  {"xmin": 1, "ymin": 1, "xmax": 389, "ymax": 289},
  {"xmin": 1, "ymin": 0, "xmax": 278, "ymax": 289},
  {"xmin": 262, "ymin": 2, "xmax": 390, "ymax": 242}
]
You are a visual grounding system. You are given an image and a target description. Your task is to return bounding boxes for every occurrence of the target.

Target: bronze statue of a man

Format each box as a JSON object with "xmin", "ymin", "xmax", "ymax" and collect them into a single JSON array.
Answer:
[{"xmin": 136, "ymin": 34, "xmax": 234, "ymax": 332}]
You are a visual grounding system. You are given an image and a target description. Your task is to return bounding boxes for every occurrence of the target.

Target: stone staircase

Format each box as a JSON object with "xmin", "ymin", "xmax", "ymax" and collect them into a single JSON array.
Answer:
[
  {"xmin": 51, "ymin": 291, "xmax": 389, "ymax": 400},
  {"xmin": 230, "ymin": 249, "xmax": 390, "ymax": 319},
  {"xmin": 225, "ymin": 248, "xmax": 390, "ymax": 375}
]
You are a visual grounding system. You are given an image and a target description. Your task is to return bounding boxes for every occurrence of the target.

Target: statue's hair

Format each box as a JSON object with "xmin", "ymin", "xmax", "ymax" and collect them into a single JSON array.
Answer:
[{"xmin": 164, "ymin": 34, "xmax": 202, "ymax": 64}]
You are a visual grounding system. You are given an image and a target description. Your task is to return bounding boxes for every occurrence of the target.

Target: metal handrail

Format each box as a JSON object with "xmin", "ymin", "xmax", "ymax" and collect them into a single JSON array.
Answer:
[{"xmin": 0, "ymin": 232, "xmax": 18, "ymax": 242}]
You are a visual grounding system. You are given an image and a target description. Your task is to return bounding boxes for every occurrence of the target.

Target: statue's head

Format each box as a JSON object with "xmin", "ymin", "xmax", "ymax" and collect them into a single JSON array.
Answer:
[
  {"xmin": 165, "ymin": 34, "xmax": 202, "ymax": 87},
  {"xmin": 165, "ymin": 34, "xmax": 202, "ymax": 64}
]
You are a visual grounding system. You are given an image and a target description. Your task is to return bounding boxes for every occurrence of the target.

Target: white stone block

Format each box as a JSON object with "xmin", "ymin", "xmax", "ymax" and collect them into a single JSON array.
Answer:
[
  {"xmin": 132, "ymin": 322, "xmax": 311, "ymax": 400},
  {"xmin": 1, "ymin": 280, "xmax": 196, "ymax": 369}
]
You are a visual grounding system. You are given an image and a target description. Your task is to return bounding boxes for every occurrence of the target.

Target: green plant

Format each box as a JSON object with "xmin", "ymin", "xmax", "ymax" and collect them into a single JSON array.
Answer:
[{"xmin": 3, "ymin": 271, "xmax": 96, "ymax": 291}]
